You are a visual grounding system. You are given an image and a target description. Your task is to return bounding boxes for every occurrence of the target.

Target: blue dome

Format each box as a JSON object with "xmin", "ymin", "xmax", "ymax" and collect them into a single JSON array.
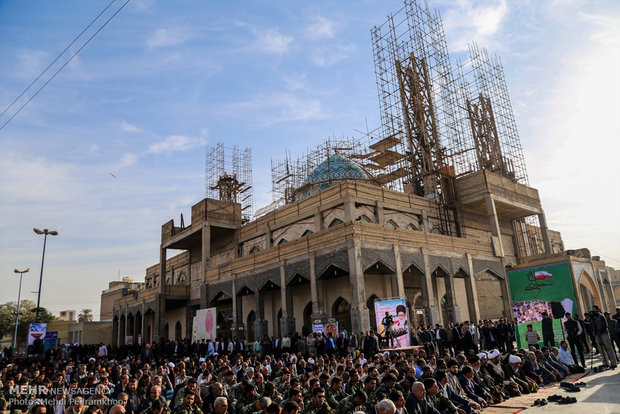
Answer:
[{"xmin": 297, "ymin": 154, "xmax": 372, "ymax": 199}]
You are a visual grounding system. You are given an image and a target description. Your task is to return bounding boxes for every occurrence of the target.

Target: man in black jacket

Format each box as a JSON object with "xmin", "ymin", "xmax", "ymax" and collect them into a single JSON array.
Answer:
[
  {"xmin": 405, "ymin": 382, "xmax": 440, "ymax": 414},
  {"xmin": 541, "ymin": 312, "xmax": 555, "ymax": 348},
  {"xmin": 563, "ymin": 313, "xmax": 585, "ymax": 366}
]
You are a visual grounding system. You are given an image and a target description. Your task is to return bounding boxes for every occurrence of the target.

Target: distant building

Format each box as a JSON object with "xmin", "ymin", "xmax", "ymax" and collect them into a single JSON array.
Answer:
[
  {"xmin": 100, "ymin": 277, "xmax": 144, "ymax": 321},
  {"xmin": 58, "ymin": 310, "xmax": 76, "ymax": 321}
]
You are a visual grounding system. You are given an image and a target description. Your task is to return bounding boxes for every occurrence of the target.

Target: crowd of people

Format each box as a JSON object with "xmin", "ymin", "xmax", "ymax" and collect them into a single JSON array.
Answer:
[{"xmin": 0, "ymin": 306, "xmax": 618, "ymax": 414}]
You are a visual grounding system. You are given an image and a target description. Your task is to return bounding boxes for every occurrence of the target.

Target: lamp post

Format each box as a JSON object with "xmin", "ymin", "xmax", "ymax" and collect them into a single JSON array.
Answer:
[
  {"xmin": 33, "ymin": 228, "xmax": 58, "ymax": 322},
  {"xmin": 12, "ymin": 268, "xmax": 29, "ymax": 352}
]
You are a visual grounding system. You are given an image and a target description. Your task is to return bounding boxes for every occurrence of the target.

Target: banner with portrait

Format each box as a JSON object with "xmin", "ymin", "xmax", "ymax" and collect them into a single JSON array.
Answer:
[
  {"xmin": 508, "ymin": 262, "xmax": 577, "ymax": 349},
  {"xmin": 374, "ymin": 299, "xmax": 410, "ymax": 348},
  {"xmin": 193, "ymin": 308, "xmax": 217, "ymax": 341}
]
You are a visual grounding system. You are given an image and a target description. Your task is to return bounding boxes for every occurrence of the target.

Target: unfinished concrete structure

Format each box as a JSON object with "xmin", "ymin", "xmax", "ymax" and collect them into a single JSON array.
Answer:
[{"xmin": 108, "ymin": 0, "xmax": 613, "ymax": 345}]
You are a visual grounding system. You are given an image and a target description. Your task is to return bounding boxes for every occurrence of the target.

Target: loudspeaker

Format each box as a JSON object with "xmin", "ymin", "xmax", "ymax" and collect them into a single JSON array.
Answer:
[{"xmin": 551, "ymin": 301, "xmax": 565, "ymax": 319}]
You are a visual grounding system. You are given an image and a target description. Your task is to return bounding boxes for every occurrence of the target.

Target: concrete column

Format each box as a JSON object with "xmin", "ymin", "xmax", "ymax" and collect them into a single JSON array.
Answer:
[
  {"xmin": 266, "ymin": 224, "xmax": 273, "ymax": 248},
  {"xmin": 201, "ymin": 224, "xmax": 211, "ymax": 280},
  {"xmin": 232, "ymin": 277, "xmax": 238, "ymax": 325},
  {"xmin": 141, "ymin": 302, "xmax": 145, "ymax": 345},
  {"xmin": 315, "ymin": 208, "xmax": 324, "ymax": 231},
  {"xmin": 254, "ymin": 290, "xmax": 268, "ymax": 338},
  {"xmin": 443, "ymin": 271, "xmax": 461, "ymax": 323},
  {"xmin": 422, "ymin": 252, "xmax": 439, "ymax": 325},
  {"xmin": 499, "ymin": 274, "xmax": 512, "ymax": 318},
  {"xmin": 124, "ymin": 305, "xmax": 128, "ymax": 345},
  {"xmin": 309, "ymin": 253, "xmax": 326, "ymax": 322},
  {"xmin": 348, "ymin": 240, "xmax": 370, "ymax": 333},
  {"xmin": 422, "ymin": 211, "xmax": 432, "ymax": 233},
  {"xmin": 159, "ymin": 247, "xmax": 167, "ymax": 293},
  {"xmin": 344, "ymin": 198, "xmax": 356, "ymax": 222},
  {"xmin": 537, "ymin": 211, "xmax": 552, "ymax": 255},
  {"xmin": 375, "ymin": 201, "xmax": 385, "ymax": 225},
  {"xmin": 484, "ymin": 194, "xmax": 505, "ymax": 257},
  {"xmin": 393, "ymin": 246, "xmax": 405, "ymax": 298},
  {"xmin": 279, "ymin": 262, "xmax": 296, "ymax": 335},
  {"xmin": 465, "ymin": 254, "xmax": 481, "ymax": 323}
]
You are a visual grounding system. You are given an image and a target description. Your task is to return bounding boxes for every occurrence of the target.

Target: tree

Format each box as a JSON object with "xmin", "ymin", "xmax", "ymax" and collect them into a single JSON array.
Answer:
[
  {"xmin": 78, "ymin": 309, "xmax": 93, "ymax": 322},
  {"xmin": 0, "ymin": 300, "xmax": 55, "ymax": 346}
]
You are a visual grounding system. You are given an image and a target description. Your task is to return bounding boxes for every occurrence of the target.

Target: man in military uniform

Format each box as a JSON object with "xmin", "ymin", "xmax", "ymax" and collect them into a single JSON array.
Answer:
[
  {"xmin": 303, "ymin": 388, "xmax": 333, "ymax": 414},
  {"xmin": 344, "ymin": 371, "xmax": 362, "ymax": 396},
  {"xmin": 274, "ymin": 369, "xmax": 291, "ymax": 397},
  {"xmin": 262, "ymin": 382, "xmax": 283, "ymax": 406},
  {"xmin": 173, "ymin": 390, "xmax": 203, "ymax": 414},
  {"xmin": 375, "ymin": 374, "xmax": 400, "ymax": 401},
  {"xmin": 140, "ymin": 399, "xmax": 171, "ymax": 414},
  {"xmin": 325, "ymin": 378, "xmax": 346, "ymax": 409},
  {"xmin": 363, "ymin": 376, "xmax": 378, "ymax": 407},
  {"xmin": 241, "ymin": 397, "xmax": 272, "ymax": 414},
  {"xmin": 174, "ymin": 379, "xmax": 203, "ymax": 411},
  {"xmin": 252, "ymin": 373, "xmax": 265, "ymax": 396},
  {"xmin": 335, "ymin": 390, "xmax": 367, "ymax": 414},
  {"xmin": 235, "ymin": 384, "xmax": 258, "ymax": 414},
  {"xmin": 423, "ymin": 378, "xmax": 462, "ymax": 414}
]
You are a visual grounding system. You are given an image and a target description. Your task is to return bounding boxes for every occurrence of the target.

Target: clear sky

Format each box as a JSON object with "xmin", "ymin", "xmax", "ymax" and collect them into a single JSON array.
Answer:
[{"xmin": 0, "ymin": 0, "xmax": 618, "ymax": 320}]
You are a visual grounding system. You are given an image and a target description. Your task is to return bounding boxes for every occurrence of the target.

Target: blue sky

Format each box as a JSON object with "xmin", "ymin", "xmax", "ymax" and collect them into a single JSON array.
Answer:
[{"xmin": 1, "ymin": 0, "xmax": 618, "ymax": 320}]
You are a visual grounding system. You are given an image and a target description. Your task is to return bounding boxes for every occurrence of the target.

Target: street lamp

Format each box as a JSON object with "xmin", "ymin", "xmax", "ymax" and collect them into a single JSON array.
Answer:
[
  {"xmin": 12, "ymin": 268, "xmax": 29, "ymax": 352},
  {"xmin": 33, "ymin": 228, "xmax": 58, "ymax": 322}
]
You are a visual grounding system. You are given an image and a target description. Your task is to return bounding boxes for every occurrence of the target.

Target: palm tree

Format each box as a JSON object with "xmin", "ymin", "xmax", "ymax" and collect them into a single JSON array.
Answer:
[{"xmin": 78, "ymin": 309, "xmax": 93, "ymax": 322}]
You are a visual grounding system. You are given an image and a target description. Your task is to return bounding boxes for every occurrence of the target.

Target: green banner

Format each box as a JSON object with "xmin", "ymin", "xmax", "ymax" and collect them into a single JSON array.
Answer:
[{"xmin": 507, "ymin": 262, "xmax": 576, "ymax": 349}]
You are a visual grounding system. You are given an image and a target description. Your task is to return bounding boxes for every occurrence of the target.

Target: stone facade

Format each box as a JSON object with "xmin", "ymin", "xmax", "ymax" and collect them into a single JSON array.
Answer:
[{"xmin": 108, "ymin": 170, "xmax": 572, "ymax": 345}]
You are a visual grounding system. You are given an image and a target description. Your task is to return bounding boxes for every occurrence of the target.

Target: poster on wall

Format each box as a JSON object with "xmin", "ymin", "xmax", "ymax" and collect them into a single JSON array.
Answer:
[
  {"xmin": 324, "ymin": 321, "xmax": 339, "ymax": 338},
  {"xmin": 44, "ymin": 331, "xmax": 58, "ymax": 352},
  {"xmin": 374, "ymin": 299, "xmax": 410, "ymax": 348},
  {"xmin": 508, "ymin": 262, "xmax": 576, "ymax": 349},
  {"xmin": 193, "ymin": 308, "xmax": 217, "ymax": 341},
  {"xmin": 27, "ymin": 323, "xmax": 47, "ymax": 345}
]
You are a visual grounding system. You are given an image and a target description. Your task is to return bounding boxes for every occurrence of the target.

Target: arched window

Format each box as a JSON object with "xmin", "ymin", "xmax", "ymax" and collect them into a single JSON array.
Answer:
[
  {"xmin": 166, "ymin": 278, "xmax": 172, "ymax": 285},
  {"xmin": 386, "ymin": 220, "xmax": 398, "ymax": 228},
  {"xmin": 332, "ymin": 297, "xmax": 352, "ymax": 333},
  {"xmin": 356, "ymin": 215, "xmax": 372, "ymax": 223},
  {"xmin": 278, "ymin": 239, "xmax": 288, "ymax": 245},
  {"xmin": 247, "ymin": 311, "xmax": 256, "ymax": 340},
  {"xmin": 367, "ymin": 295, "xmax": 380, "ymax": 331},
  {"xmin": 249, "ymin": 246, "xmax": 260, "ymax": 254},
  {"xmin": 328, "ymin": 218, "xmax": 343, "ymax": 228},
  {"xmin": 178, "ymin": 272, "xmax": 187, "ymax": 282},
  {"xmin": 302, "ymin": 230, "xmax": 314, "ymax": 237},
  {"xmin": 175, "ymin": 321, "xmax": 182, "ymax": 340},
  {"xmin": 303, "ymin": 302, "xmax": 313, "ymax": 336},
  {"xmin": 406, "ymin": 223, "xmax": 417, "ymax": 230}
]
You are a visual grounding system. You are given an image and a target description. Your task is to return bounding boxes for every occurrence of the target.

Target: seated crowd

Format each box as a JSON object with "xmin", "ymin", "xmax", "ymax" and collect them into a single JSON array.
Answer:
[{"xmin": 0, "ymin": 321, "xmax": 595, "ymax": 414}]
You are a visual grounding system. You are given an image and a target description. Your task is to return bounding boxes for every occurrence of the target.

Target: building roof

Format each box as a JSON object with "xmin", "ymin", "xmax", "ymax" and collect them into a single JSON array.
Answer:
[{"xmin": 297, "ymin": 154, "xmax": 373, "ymax": 200}]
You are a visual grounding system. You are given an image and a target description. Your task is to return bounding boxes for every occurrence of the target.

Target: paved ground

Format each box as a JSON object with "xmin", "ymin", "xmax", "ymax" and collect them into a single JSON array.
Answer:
[{"xmin": 481, "ymin": 354, "xmax": 620, "ymax": 414}]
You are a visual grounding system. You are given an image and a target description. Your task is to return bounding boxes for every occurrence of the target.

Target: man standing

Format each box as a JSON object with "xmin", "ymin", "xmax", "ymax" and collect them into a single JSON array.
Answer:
[
  {"xmin": 563, "ymin": 313, "xmax": 585, "ymax": 366},
  {"xmin": 382, "ymin": 312, "xmax": 395, "ymax": 349},
  {"xmin": 590, "ymin": 305, "xmax": 617, "ymax": 369},
  {"xmin": 541, "ymin": 312, "xmax": 555, "ymax": 348}
]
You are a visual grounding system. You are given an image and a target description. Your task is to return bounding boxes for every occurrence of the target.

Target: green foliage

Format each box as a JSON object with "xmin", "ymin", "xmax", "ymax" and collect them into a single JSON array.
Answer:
[
  {"xmin": 78, "ymin": 309, "xmax": 93, "ymax": 322},
  {"xmin": 0, "ymin": 300, "xmax": 56, "ymax": 345}
]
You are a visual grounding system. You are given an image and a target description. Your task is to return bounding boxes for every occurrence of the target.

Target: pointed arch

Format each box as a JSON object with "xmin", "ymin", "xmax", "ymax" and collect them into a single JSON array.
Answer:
[
  {"xmin": 303, "ymin": 302, "xmax": 313, "ymax": 336},
  {"xmin": 174, "ymin": 321, "xmax": 182, "ymax": 340},
  {"xmin": 277, "ymin": 239, "xmax": 288, "ymax": 245},
  {"xmin": 247, "ymin": 310, "xmax": 256, "ymax": 340},
  {"xmin": 328, "ymin": 218, "xmax": 344, "ymax": 228},
  {"xmin": 367, "ymin": 294, "xmax": 380, "ymax": 331},
  {"xmin": 386, "ymin": 220, "xmax": 398, "ymax": 228},
  {"xmin": 302, "ymin": 229, "xmax": 314, "ymax": 237},
  {"xmin": 249, "ymin": 246, "xmax": 260, "ymax": 254},
  {"xmin": 406, "ymin": 223, "xmax": 418, "ymax": 231},
  {"xmin": 332, "ymin": 297, "xmax": 351, "ymax": 333},
  {"xmin": 356, "ymin": 215, "xmax": 372, "ymax": 223}
]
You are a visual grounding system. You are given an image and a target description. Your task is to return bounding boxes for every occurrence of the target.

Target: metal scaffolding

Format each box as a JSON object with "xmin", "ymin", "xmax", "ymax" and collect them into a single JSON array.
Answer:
[
  {"xmin": 270, "ymin": 136, "xmax": 366, "ymax": 206},
  {"xmin": 205, "ymin": 143, "xmax": 253, "ymax": 221},
  {"xmin": 269, "ymin": 0, "xmax": 531, "ymax": 238}
]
